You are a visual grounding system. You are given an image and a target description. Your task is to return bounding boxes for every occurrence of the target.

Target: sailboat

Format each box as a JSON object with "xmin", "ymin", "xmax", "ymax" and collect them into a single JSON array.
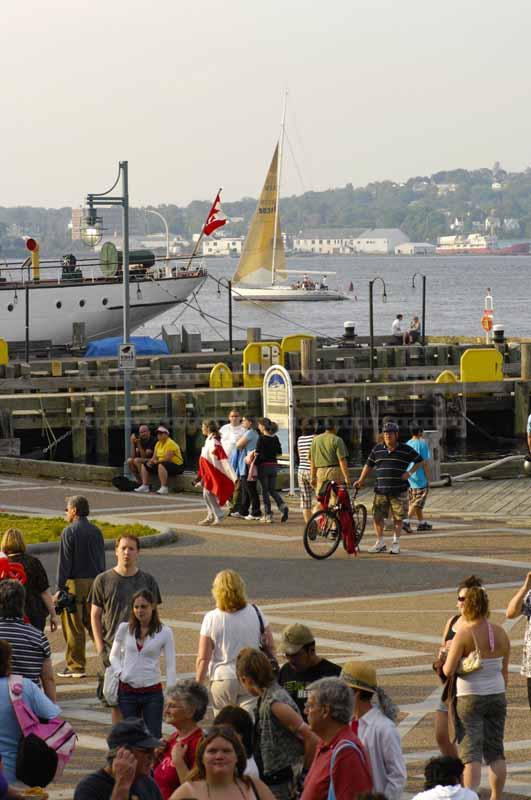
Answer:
[{"xmin": 231, "ymin": 102, "xmax": 345, "ymax": 303}]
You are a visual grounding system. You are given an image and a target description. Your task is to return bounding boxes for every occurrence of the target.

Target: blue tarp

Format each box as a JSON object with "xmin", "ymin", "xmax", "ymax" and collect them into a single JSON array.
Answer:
[{"xmin": 85, "ymin": 336, "xmax": 169, "ymax": 357}]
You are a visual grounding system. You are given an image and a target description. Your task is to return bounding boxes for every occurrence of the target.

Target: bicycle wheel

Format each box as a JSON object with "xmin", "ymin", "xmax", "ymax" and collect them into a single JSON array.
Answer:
[
  {"xmin": 303, "ymin": 509, "xmax": 342, "ymax": 560},
  {"xmin": 353, "ymin": 503, "xmax": 367, "ymax": 546}
]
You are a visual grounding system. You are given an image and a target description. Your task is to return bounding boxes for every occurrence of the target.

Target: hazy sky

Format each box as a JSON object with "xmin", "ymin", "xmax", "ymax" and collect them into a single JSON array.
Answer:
[{"xmin": 2, "ymin": 0, "xmax": 530, "ymax": 208}]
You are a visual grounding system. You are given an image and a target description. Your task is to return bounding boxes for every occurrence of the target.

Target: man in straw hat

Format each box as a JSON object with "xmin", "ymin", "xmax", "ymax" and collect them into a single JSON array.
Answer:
[
  {"xmin": 300, "ymin": 677, "xmax": 372, "ymax": 800},
  {"xmin": 341, "ymin": 661, "xmax": 406, "ymax": 800}
]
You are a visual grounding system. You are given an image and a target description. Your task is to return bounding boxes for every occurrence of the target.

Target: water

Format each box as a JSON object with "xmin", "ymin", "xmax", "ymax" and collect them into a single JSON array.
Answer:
[{"xmin": 137, "ymin": 254, "xmax": 531, "ymax": 341}]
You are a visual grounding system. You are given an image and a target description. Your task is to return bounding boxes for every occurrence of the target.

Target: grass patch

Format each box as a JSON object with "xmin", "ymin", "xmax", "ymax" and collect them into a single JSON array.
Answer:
[{"xmin": 0, "ymin": 514, "xmax": 160, "ymax": 544}]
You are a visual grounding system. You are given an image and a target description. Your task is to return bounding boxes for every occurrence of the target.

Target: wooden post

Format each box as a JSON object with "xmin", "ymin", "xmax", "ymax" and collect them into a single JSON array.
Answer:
[
  {"xmin": 171, "ymin": 392, "xmax": 187, "ymax": 458},
  {"xmin": 247, "ymin": 327, "xmax": 261, "ymax": 344},
  {"xmin": 70, "ymin": 396, "xmax": 87, "ymax": 463},
  {"xmin": 433, "ymin": 393, "xmax": 447, "ymax": 451},
  {"xmin": 301, "ymin": 338, "xmax": 317, "ymax": 383},
  {"xmin": 514, "ymin": 382, "xmax": 530, "ymax": 436},
  {"xmin": 93, "ymin": 396, "xmax": 109, "ymax": 463},
  {"xmin": 521, "ymin": 343, "xmax": 531, "ymax": 380}
]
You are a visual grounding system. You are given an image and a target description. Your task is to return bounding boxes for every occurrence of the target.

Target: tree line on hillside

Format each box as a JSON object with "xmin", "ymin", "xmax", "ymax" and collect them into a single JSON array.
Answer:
[{"xmin": 3, "ymin": 165, "xmax": 531, "ymax": 258}]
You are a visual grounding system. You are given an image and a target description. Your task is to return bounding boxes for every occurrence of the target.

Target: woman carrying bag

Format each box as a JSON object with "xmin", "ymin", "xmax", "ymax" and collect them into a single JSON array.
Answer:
[{"xmin": 109, "ymin": 589, "xmax": 176, "ymax": 737}]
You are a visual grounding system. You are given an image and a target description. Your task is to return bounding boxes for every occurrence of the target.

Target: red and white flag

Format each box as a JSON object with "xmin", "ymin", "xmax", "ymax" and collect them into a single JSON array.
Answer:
[
  {"xmin": 203, "ymin": 190, "xmax": 227, "ymax": 236},
  {"xmin": 198, "ymin": 435, "xmax": 236, "ymax": 505}
]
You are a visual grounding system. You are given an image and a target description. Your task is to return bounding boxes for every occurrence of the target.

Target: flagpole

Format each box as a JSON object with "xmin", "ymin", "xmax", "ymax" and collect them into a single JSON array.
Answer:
[{"xmin": 184, "ymin": 187, "xmax": 223, "ymax": 271}]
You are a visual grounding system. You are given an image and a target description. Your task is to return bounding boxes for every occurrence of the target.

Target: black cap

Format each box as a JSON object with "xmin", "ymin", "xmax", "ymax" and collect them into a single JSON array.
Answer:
[
  {"xmin": 382, "ymin": 421, "xmax": 399, "ymax": 433},
  {"xmin": 107, "ymin": 718, "xmax": 163, "ymax": 752}
]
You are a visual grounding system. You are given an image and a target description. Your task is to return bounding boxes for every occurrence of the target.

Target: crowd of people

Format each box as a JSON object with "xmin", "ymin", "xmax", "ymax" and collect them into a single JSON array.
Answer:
[{"xmin": 0, "ymin": 408, "xmax": 529, "ymax": 800}]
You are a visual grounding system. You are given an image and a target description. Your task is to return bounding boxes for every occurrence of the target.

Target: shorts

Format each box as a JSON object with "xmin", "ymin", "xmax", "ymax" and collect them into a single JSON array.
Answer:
[
  {"xmin": 298, "ymin": 469, "xmax": 314, "ymax": 509},
  {"xmin": 456, "ymin": 693, "xmax": 506, "ymax": 765},
  {"xmin": 408, "ymin": 487, "xmax": 429, "ymax": 510},
  {"xmin": 315, "ymin": 466, "xmax": 344, "ymax": 496},
  {"xmin": 145, "ymin": 461, "xmax": 184, "ymax": 476},
  {"xmin": 372, "ymin": 492, "xmax": 408, "ymax": 523}
]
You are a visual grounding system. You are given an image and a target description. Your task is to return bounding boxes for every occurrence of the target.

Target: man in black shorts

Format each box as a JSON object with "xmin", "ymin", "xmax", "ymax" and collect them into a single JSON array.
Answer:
[{"xmin": 355, "ymin": 421, "xmax": 424, "ymax": 555}]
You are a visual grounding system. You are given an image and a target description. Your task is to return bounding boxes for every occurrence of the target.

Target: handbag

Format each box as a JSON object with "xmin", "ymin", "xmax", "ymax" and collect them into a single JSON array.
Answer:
[
  {"xmin": 458, "ymin": 629, "xmax": 482, "ymax": 675},
  {"xmin": 103, "ymin": 665, "xmax": 120, "ymax": 705},
  {"xmin": 8, "ymin": 675, "xmax": 77, "ymax": 787},
  {"xmin": 252, "ymin": 604, "xmax": 280, "ymax": 675},
  {"xmin": 247, "ymin": 456, "xmax": 258, "ymax": 482}
]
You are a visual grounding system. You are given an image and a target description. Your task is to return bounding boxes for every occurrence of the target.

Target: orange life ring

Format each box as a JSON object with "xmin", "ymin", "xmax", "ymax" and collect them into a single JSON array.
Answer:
[{"xmin": 481, "ymin": 314, "xmax": 493, "ymax": 332}]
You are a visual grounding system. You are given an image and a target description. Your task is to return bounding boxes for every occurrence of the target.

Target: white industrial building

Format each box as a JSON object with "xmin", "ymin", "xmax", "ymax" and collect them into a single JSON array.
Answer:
[
  {"xmin": 202, "ymin": 237, "xmax": 244, "ymax": 256},
  {"xmin": 395, "ymin": 242, "xmax": 436, "ymax": 255},
  {"xmin": 353, "ymin": 228, "xmax": 410, "ymax": 254},
  {"xmin": 293, "ymin": 228, "xmax": 363, "ymax": 254}
]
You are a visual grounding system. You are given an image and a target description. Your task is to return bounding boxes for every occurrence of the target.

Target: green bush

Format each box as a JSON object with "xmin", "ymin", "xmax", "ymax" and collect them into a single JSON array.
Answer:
[{"xmin": 0, "ymin": 514, "xmax": 159, "ymax": 544}]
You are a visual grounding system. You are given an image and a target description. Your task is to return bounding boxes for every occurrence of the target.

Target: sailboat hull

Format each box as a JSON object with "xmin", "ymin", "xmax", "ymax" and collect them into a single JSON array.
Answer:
[{"xmin": 232, "ymin": 286, "xmax": 345, "ymax": 302}]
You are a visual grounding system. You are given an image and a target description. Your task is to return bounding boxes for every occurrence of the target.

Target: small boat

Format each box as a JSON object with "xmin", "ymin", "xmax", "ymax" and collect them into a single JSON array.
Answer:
[{"xmin": 232, "ymin": 97, "xmax": 345, "ymax": 303}]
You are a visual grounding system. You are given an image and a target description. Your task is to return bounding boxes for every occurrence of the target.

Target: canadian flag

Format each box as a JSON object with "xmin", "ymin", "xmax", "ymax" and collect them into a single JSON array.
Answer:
[
  {"xmin": 203, "ymin": 191, "xmax": 227, "ymax": 236},
  {"xmin": 198, "ymin": 435, "xmax": 236, "ymax": 506}
]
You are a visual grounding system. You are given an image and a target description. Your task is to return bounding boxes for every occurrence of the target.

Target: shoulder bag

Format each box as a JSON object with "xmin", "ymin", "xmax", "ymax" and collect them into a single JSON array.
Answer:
[
  {"xmin": 458, "ymin": 627, "xmax": 483, "ymax": 675},
  {"xmin": 252, "ymin": 604, "xmax": 280, "ymax": 675},
  {"xmin": 327, "ymin": 739, "xmax": 371, "ymax": 800},
  {"xmin": 8, "ymin": 675, "xmax": 77, "ymax": 787}
]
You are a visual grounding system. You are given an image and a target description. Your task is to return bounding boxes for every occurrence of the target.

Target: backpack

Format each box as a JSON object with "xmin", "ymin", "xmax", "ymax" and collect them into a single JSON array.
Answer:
[
  {"xmin": 327, "ymin": 738, "xmax": 372, "ymax": 800},
  {"xmin": 8, "ymin": 675, "xmax": 77, "ymax": 787}
]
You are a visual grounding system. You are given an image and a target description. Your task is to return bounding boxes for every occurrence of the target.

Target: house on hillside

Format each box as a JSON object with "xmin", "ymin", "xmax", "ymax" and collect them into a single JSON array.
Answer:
[{"xmin": 353, "ymin": 228, "xmax": 409, "ymax": 254}]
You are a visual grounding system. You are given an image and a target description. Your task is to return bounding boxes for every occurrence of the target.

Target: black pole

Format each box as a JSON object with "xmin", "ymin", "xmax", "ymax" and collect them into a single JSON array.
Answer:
[
  {"xmin": 421, "ymin": 274, "xmax": 427, "ymax": 346},
  {"xmin": 228, "ymin": 279, "xmax": 233, "ymax": 355},
  {"xmin": 369, "ymin": 280, "xmax": 374, "ymax": 381},
  {"xmin": 25, "ymin": 284, "xmax": 30, "ymax": 363}
]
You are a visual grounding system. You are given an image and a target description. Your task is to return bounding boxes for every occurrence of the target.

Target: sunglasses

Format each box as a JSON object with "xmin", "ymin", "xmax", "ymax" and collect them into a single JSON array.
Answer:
[{"xmin": 457, "ymin": 596, "xmax": 466, "ymax": 602}]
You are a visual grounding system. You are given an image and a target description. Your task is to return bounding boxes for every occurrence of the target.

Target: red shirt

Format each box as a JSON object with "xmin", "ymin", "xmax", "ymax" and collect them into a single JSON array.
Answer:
[
  {"xmin": 300, "ymin": 726, "xmax": 372, "ymax": 800},
  {"xmin": 153, "ymin": 727, "xmax": 203, "ymax": 800}
]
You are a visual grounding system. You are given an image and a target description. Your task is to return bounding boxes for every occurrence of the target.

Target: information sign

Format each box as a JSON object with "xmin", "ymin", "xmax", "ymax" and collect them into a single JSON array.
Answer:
[
  {"xmin": 263, "ymin": 365, "xmax": 295, "ymax": 495},
  {"xmin": 119, "ymin": 343, "xmax": 136, "ymax": 370}
]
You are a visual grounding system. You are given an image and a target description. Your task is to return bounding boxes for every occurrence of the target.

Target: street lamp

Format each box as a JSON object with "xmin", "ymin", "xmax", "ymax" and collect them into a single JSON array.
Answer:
[
  {"xmin": 217, "ymin": 277, "xmax": 233, "ymax": 355},
  {"xmin": 369, "ymin": 276, "xmax": 387, "ymax": 381},
  {"xmin": 146, "ymin": 208, "xmax": 170, "ymax": 258},
  {"xmin": 85, "ymin": 161, "xmax": 131, "ymax": 475},
  {"xmin": 411, "ymin": 272, "xmax": 427, "ymax": 346}
]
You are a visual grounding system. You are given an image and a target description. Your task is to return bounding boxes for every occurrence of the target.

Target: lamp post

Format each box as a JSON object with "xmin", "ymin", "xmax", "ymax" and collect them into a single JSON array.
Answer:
[
  {"xmin": 85, "ymin": 161, "xmax": 131, "ymax": 475},
  {"xmin": 369, "ymin": 276, "xmax": 387, "ymax": 381},
  {"xmin": 146, "ymin": 208, "xmax": 170, "ymax": 258},
  {"xmin": 217, "ymin": 277, "xmax": 233, "ymax": 355},
  {"xmin": 411, "ymin": 272, "xmax": 427, "ymax": 345}
]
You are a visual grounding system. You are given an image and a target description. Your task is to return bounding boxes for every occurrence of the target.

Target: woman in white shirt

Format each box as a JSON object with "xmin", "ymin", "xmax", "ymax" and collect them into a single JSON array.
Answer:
[
  {"xmin": 195, "ymin": 569, "xmax": 275, "ymax": 716},
  {"xmin": 110, "ymin": 588, "xmax": 176, "ymax": 737}
]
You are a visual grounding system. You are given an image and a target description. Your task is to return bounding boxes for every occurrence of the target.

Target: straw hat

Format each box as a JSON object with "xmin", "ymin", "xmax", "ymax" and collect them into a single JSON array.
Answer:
[{"xmin": 341, "ymin": 661, "xmax": 377, "ymax": 692}]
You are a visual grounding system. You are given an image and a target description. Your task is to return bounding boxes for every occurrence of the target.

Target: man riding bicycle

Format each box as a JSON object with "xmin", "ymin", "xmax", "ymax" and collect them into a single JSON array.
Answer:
[{"xmin": 310, "ymin": 420, "xmax": 350, "ymax": 501}]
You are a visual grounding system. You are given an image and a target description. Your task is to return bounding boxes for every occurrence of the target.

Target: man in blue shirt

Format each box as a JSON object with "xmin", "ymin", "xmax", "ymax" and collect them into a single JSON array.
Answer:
[
  {"xmin": 355, "ymin": 421, "xmax": 423, "ymax": 555},
  {"xmin": 406, "ymin": 421, "xmax": 432, "ymax": 532}
]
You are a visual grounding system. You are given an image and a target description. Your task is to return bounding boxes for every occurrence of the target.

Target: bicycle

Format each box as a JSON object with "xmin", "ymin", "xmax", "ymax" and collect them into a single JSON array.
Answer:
[{"xmin": 303, "ymin": 482, "xmax": 367, "ymax": 560}]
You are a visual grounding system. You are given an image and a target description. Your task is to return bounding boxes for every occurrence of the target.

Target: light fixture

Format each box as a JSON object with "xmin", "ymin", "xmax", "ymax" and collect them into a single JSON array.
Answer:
[{"xmin": 81, "ymin": 206, "xmax": 104, "ymax": 247}]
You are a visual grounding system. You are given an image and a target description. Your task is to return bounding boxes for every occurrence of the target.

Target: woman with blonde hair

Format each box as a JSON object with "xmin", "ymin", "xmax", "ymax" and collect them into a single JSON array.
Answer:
[
  {"xmin": 443, "ymin": 586, "xmax": 510, "ymax": 800},
  {"xmin": 0, "ymin": 528, "xmax": 58, "ymax": 632},
  {"xmin": 195, "ymin": 569, "xmax": 275, "ymax": 715}
]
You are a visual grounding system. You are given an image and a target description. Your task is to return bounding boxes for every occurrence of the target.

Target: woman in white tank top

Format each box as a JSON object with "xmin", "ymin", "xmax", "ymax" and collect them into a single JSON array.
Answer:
[{"xmin": 443, "ymin": 587, "xmax": 510, "ymax": 800}]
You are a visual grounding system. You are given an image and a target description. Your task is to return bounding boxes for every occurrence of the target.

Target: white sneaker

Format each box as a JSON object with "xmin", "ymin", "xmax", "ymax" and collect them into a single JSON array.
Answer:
[
  {"xmin": 198, "ymin": 516, "xmax": 214, "ymax": 526},
  {"xmin": 134, "ymin": 485, "xmax": 150, "ymax": 493},
  {"xmin": 229, "ymin": 511, "xmax": 244, "ymax": 518},
  {"xmin": 211, "ymin": 516, "xmax": 223, "ymax": 526},
  {"xmin": 156, "ymin": 486, "xmax": 169, "ymax": 495},
  {"xmin": 390, "ymin": 541, "xmax": 401, "ymax": 555},
  {"xmin": 368, "ymin": 541, "xmax": 387, "ymax": 553},
  {"xmin": 245, "ymin": 514, "xmax": 261, "ymax": 521}
]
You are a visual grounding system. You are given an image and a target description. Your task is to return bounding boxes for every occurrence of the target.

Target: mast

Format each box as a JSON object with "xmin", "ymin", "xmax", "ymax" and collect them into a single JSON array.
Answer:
[{"xmin": 271, "ymin": 90, "xmax": 287, "ymax": 286}]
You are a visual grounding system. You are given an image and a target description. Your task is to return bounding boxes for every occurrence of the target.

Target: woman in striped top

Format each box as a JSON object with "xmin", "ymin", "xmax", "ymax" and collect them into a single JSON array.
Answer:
[{"xmin": 297, "ymin": 418, "xmax": 316, "ymax": 524}]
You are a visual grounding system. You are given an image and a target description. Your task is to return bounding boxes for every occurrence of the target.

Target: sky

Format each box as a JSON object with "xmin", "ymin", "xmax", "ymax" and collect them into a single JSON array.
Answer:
[{"xmin": 2, "ymin": 0, "xmax": 531, "ymax": 208}]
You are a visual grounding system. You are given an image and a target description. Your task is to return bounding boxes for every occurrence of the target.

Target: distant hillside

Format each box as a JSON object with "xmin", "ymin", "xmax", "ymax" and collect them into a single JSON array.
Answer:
[{"xmin": 3, "ymin": 164, "xmax": 531, "ymax": 258}]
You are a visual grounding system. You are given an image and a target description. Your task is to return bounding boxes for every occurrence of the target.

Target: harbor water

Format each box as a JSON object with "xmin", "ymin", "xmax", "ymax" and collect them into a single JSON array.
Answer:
[{"xmin": 137, "ymin": 254, "xmax": 531, "ymax": 341}]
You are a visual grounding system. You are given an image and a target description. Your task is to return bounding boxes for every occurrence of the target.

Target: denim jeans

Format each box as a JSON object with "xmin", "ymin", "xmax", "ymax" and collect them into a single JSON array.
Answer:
[
  {"xmin": 241, "ymin": 475, "xmax": 261, "ymax": 517},
  {"xmin": 258, "ymin": 464, "xmax": 285, "ymax": 515},
  {"xmin": 118, "ymin": 687, "xmax": 164, "ymax": 737}
]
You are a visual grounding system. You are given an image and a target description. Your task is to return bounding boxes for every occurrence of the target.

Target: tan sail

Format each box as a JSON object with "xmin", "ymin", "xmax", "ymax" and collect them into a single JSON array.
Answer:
[{"xmin": 232, "ymin": 144, "xmax": 286, "ymax": 286}]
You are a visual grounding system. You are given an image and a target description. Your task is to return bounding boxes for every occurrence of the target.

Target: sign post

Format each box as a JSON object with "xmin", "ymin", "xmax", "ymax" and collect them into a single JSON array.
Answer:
[
  {"xmin": 263, "ymin": 365, "xmax": 295, "ymax": 496},
  {"xmin": 482, "ymin": 288, "xmax": 494, "ymax": 344}
]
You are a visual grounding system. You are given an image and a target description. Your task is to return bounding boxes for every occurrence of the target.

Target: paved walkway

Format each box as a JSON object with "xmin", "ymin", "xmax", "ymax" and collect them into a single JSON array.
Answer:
[{"xmin": 0, "ymin": 474, "xmax": 530, "ymax": 798}]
